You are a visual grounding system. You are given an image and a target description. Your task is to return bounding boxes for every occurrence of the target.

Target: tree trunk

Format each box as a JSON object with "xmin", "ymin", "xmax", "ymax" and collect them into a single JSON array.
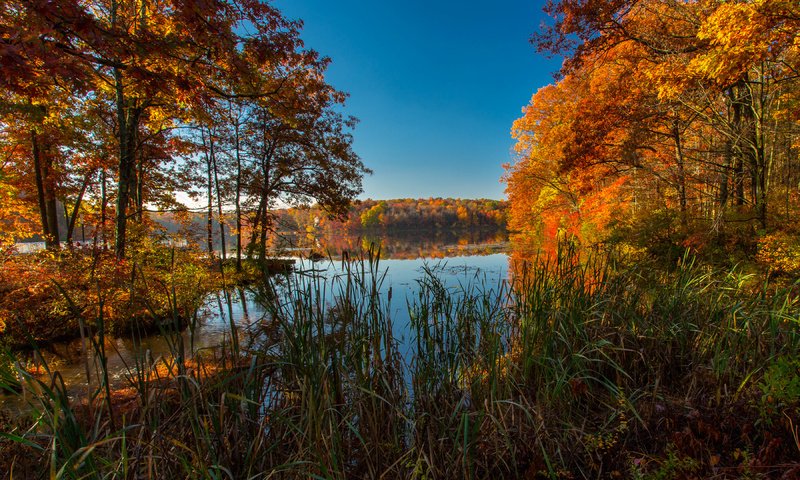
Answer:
[
  {"xmin": 135, "ymin": 148, "xmax": 144, "ymax": 222},
  {"xmin": 42, "ymin": 146, "xmax": 60, "ymax": 249},
  {"xmin": 211, "ymin": 132, "xmax": 226, "ymax": 261},
  {"xmin": 247, "ymin": 196, "xmax": 265, "ymax": 260},
  {"xmin": 62, "ymin": 203, "xmax": 69, "ymax": 243},
  {"xmin": 718, "ymin": 88, "xmax": 734, "ymax": 213},
  {"xmin": 115, "ymin": 121, "xmax": 137, "ymax": 258},
  {"xmin": 113, "ymin": 66, "xmax": 141, "ymax": 259},
  {"xmin": 257, "ymin": 128, "xmax": 275, "ymax": 261},
  {"xmin": 31, "ymin": 129, "xmax": 51, "ymax": 245},
  {"xmin": 730, "ymin": 82, "xmax": 746, "ymax": 207},
  {"xmin": 739, "ymin": 75, "xmax": 767, "ymax": 229},
  {"xmin": 101, "ymin": 167, "xmax": 107, "ymax": 248},
  {"xmin": 672, "ymin": 119, "xmax": 688, "ymax": 228},
  {"xmin": 259, "ymin": 151, "xmax": 271, "ymax": 260},
  {"xmin": 202, "ymin": 128, "xmax": 214, "ymax": 255},
  {"xmin": 719, "ymin": 139, "xmax": 731, "ymax": 209},
  {"xmin": 259, "ymin": 201, "xmax": 269, "ymax": 260},
  {"xmin": 232, "ymin": 103, "xmax": 243, "ymax": 271},
  {"xmin": 66, "ymin": 173, "xmax": 90, "ymax": 245}
]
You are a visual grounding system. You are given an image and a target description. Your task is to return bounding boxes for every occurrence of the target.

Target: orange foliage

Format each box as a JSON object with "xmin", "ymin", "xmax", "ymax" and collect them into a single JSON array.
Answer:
[
  {"xmin": 277, "ymin": 198, "xmax": 508, "ymax": 234},
  {"xmin": 508, "ymin": 0, "xmax": 800, "ymax": 258},
  {"xmin": 0, "ymin": 245, "xmax": 214, "ymax": 347}
]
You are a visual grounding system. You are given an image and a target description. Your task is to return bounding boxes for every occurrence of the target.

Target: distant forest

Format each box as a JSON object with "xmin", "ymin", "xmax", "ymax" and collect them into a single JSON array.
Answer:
[
  {"xmin": 274, "ymin": 198, "xmax": 508, "ymax": 234},
  {"xmin": 31, "ymin": 198, "xmax": 507, "ymax": 252}
]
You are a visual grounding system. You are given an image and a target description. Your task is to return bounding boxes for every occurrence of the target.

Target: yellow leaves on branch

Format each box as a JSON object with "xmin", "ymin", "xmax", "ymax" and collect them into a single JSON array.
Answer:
[
  {"xmin": 692, "ymin": 2, "xmax": 768, "ymax": 84},
  {"xmin": 690, "ymin": 0, "xmax": 799, "ymax": 85},
  {"xmin": 0, "ymin": 178, "xmax": 37, "ymax": 246}
]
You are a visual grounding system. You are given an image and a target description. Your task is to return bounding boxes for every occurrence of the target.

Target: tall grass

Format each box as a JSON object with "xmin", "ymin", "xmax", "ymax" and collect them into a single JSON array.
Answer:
[{"xmin": 1, "ymin": 244, "xmax": 799, "ymax": 478}]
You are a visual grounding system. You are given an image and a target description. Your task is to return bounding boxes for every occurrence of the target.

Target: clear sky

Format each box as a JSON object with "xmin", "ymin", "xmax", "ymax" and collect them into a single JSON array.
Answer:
[{"xmin": 272, "ymin": 0, "xmax": 562, "ymax": 200}]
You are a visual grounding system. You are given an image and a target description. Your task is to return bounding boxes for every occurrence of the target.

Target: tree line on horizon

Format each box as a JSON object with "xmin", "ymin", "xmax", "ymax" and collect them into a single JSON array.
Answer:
[
  {"xmin": 122, "ymin": 198, "xmax": 506, "ymax": 255},
  {"xmin": 0, "ymin": 0, "xmax": 369, "ymax": 265},
  {"xmin": 505, "ymin": 0, "xmax": 799, "ymax": 265},
  {"xmin": 273, "ymin": 198, "xmax": 508, "ymax": 235}
]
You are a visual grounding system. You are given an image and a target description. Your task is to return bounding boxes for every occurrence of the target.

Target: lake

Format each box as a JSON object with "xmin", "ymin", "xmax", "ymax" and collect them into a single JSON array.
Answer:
[{"xmin": 8, "ymin": 230, "xmax": 510, "ymax": 399}]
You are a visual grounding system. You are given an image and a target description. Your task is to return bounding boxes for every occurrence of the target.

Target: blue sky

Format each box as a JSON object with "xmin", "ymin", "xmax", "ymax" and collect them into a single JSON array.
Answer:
[{"xmin": 273, "ymin": 0, "xmax": 562, "ymax": 200}]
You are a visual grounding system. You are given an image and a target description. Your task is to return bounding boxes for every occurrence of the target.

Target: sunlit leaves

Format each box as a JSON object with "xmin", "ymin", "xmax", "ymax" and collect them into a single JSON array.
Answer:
[
  {"xmin": 0, "ymin": 0, "xmax": 370, "ymax": 257},
  {"xmin": 690, "ymin": 0, "xmax": 800, "ymax": 86},
  {"xmin": 510, "ymin": 0, "xmax": 800, "ymax": 257}
]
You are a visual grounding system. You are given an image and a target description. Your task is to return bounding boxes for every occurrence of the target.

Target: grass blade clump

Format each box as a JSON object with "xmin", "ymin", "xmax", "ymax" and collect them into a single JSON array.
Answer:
[{"xmin": 1, "ymin": 243, "xmax": 799, "ymax": 478}]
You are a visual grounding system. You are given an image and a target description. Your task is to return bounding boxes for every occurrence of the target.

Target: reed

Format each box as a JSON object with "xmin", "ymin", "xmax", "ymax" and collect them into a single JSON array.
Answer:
[{"xmin": 1, "ymin": 244, "xmax": 799, "ymax": 478}]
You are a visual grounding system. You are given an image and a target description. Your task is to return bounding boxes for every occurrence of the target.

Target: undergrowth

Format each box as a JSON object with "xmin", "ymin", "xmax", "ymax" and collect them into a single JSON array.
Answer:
[{"xmin": 1, "ymin": 244, "xmax": 799, "ymax": 478}]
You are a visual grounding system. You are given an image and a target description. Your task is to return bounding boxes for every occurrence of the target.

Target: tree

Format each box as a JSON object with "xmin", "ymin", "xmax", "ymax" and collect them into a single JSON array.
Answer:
[
  {"xmin": 241, "ymin": 92, "xmax": 370, "ymax": 259},
  {"xmin": 507, "ymin": 0, "xmax": 800, "ymax": 254},
  {"xmin": 2, "ymin": 0, "xmax": 369, "ymax": 259},
  {"xmin": 3, "ymin": 0, "xmax": 306, "ymax": 257}
]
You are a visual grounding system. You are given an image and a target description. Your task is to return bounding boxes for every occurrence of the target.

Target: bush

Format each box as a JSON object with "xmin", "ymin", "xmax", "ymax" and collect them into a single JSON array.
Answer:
[{"xmin": 756, "ymin": 231, "xmax": 800, "ymax": 276}]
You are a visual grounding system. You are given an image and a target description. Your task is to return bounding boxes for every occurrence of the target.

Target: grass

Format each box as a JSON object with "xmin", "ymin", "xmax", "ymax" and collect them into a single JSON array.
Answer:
[{"xmin": 1, "ymin": 243, "xmax": 799, "ymax": 478}]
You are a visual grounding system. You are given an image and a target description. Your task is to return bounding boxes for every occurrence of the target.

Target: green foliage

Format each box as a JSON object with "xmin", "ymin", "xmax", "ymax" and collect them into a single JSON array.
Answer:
[
  {"xmin": 630, "ymin": 447, "xmax": 700, "ymax": 480},
  {"xmin": 0, "ymin": 346, "xmax": 19, "ymax": 393},
  {"xmin": 759, "ymin": 355, "xmax": 800, "ymax": 414},
  {"xmin": 281, "ymin": 198, "xmax": 509, "ymax": 233},
  {"xmin": 608, "ymin": 209, "xmax": 766, "ymax": 269},
  {"xmin": 608, "ymin": 209, "xmax": 685, "ymax": 263},
  {"xmin": 359, "ymin": 200, "xmax": 388, "ymax": 228}
]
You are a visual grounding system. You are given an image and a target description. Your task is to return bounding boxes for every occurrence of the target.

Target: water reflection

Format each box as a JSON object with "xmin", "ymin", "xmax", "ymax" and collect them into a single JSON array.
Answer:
[
  {"xmin": 5, "ymin": 231, "xmax": 510, "ymax": 400},
  {"xmin": 270, "ymin": 229, "xmax": 509, "ymax": 260},
  {"xmin": 12, "ymin": 288, "xmax": 268, "ymax": 396}
]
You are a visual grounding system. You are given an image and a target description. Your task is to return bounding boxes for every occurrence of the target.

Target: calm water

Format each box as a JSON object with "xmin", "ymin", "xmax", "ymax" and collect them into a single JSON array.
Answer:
[{"xmin": 7, "ymin": 231, "xmax": 509, "ymax": 399}]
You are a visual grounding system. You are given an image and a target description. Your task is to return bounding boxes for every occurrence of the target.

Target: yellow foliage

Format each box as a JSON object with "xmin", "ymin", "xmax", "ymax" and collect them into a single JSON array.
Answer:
[{"xmin": 756, "ymin": 233, "xmax": 800, "ymax": 275}]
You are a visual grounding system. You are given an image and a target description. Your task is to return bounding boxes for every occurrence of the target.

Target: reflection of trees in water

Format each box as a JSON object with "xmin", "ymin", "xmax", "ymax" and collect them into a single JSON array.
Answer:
[
  {"xmin": 507, "ymin": 232, "xmax": 621, "ymax": 291},
  {"xmin": 272, "ymin": 229, "xmax": 509, "ymax": 259}
]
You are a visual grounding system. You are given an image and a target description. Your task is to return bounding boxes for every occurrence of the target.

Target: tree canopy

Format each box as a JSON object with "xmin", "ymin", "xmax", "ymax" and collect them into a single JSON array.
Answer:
[
  {"xmin": 505, "ymin": 0, "xmax": 800, "ymax": 259},
  {"xmin": 0, "ymin": 0, "xmax": 369, "ymax": 259}
]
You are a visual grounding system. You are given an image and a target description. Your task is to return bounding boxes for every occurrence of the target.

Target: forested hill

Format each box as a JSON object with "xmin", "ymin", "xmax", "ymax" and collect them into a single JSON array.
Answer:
[
  {"xmin": 274, "ymin": 198, "xmax": 508, "ymax": 233},
  {"xmin": 144, "ymin": 198, "xmax": 507, "ymax": 241}
]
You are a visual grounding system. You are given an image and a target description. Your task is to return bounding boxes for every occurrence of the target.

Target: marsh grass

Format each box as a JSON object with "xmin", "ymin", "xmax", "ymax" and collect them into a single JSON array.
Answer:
[{"xmin": 1, "ymin": 244, "xmax": 799, "ymax": 478}]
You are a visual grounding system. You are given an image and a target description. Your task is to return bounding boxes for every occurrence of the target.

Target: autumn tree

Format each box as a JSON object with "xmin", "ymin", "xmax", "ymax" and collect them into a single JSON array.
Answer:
[
  {"xmin": 239, "ymin": 89, "xmax": 370, "ymax": 260},
  {"xmin": 2, "ymin": 0, "xmax": 281, "ymax": 256},
  {"xmin": 507, "ymin": 0, "xmax": 800, "ymax": 256},
  {"xmin": 2, "ymin": 0, "xmax": 370, "ymax": 260}
]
